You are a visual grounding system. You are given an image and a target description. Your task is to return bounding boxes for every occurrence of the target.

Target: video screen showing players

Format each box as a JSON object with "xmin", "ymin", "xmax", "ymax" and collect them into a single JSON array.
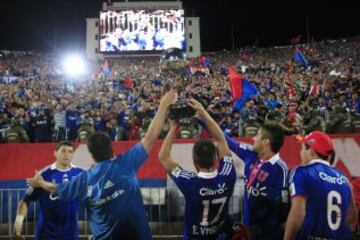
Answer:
[{"xmin": 99, "ymin": 9, "xmax": 185, "ymax": 53}]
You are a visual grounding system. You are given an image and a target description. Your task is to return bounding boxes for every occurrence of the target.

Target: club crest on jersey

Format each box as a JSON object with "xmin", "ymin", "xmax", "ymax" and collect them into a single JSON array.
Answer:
[
  {"xmin": 62, "ymin": 174, "xmax": 69, "ymax": 183},
  {"xmin": 257, "ymin": 170, "xmax": 269, "ymax": 182}
]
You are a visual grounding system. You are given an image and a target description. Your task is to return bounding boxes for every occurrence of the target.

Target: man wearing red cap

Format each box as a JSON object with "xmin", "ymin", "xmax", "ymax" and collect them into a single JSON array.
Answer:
[{"xmin": 284, "ymin": 131, "xmax": 358, "ymax": 240}]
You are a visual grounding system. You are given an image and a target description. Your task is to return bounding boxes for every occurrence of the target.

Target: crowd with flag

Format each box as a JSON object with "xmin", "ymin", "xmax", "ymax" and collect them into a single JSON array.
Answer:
[{"xmin": 0, "ymin": 36, "xmax": 360, "ymax": 143}]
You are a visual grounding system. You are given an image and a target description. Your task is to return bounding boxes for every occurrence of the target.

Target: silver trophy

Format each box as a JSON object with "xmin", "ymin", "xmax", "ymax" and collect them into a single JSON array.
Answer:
[{"xmin": 160, "ymin": 48, "xmax": 195, "ymax": 120}]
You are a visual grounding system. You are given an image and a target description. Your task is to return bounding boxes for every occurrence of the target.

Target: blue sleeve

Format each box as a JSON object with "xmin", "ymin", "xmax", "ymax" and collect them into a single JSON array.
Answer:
[
  {"xmin": 224, "ymin": 133, "xmax": 239, "ymax": 153},
  {"xmin": 23, "ymin": 186, "xmax": 41, "ymax": 202},
  {"xmin": 116, "ymin": 142, "xmax": 149, "ymax": 173},
  {"xmin": 169, "ymin": 166, "xmax": 196, "ymax": 196},
  {"xmin": 56, "ymin": 171, "xmax": 87, "ymax": 201},
  {"xmin": 289, "ymin": 167, "xmax": 307, "ymax": 198},
  {"xmin": 218, "ymin": 156, "xmax": 236, "ymax": 177},
  {"xmin": 224, "ymin": 133, "xmax": 257, "ymax": 164}
]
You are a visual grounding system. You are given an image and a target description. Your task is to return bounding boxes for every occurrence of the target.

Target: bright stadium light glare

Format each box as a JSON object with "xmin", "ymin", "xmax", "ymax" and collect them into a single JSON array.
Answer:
[{"xmin": 63, "ymin": 54, "xmax": 86, "ymax": 77}]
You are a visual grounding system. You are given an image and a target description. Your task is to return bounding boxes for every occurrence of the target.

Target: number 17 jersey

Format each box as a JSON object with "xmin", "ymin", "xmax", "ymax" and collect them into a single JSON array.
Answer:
[{"xmin": 169, "ymin": 156, "xmax": 236, "ymax": 240}]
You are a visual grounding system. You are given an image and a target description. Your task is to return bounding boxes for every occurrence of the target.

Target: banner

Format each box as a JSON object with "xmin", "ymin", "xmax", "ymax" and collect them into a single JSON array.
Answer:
[{"xmin": 1, "ymin": 134, "xmax": 360, "ymax": 183}]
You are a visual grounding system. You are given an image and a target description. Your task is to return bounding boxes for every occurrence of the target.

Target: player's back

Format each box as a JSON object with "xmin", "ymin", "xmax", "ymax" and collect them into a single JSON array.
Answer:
[
  {"xmin": 290, "ymin": 160, "xmax": 352, "ymax": 239},
  {"xmin": 82, "ymin": 143, "xmax": 152, "ymax": 240},
  {"xmin": 172, "ymin": 157, "xmax": 236, "ymax": 240}
]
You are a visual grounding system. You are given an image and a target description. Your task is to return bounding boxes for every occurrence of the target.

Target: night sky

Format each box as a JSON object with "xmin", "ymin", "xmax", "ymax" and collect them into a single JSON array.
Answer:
[{"xmin": 0, "ymin": 0, "xmax": 359, "ymax": 52}]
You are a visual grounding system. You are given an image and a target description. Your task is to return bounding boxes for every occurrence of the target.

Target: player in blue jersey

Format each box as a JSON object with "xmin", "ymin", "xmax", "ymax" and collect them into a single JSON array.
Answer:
[
  {"xmin": 284, "ymin": 131, "xmax": 358, "ymax": 240},
  {"xmin": 158, "ymin": 98, "xmax": 236, "ymax": 240},
  {"xmin": 13, "ymin": 141, "xmax": 83, "ymax": 240},
  {"xmin": 26, "ymin": 89, "xmax": 177, "ymax": 240},
  {"xmin": 224, "ymin": 122, "xmax": 289, "ymax": 240}
]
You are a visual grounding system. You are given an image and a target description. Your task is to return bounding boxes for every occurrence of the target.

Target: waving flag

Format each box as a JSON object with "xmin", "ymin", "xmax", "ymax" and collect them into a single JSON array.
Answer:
[
  {"xmin": 228, "ymin": 66, "xmax": 259, "ymax": 111},
  {"xmin": 228, "ymin": 66, "xmax": 243, "ymax": 99},
  {"xmin": 294, "ymin": 48, "xmax": 308, "ymax": 67}
]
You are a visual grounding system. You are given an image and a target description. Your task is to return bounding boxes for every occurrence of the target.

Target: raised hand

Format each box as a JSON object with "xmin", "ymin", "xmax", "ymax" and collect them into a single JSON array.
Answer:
[
  {"xmin": 188, "ymin": 98, "xmax": 206, "ymax": 116},
  {"xmin": 160, "ymin": 89, "xmax": 178, "ymax": 108},
  {"xmin": 26, "ymin": 170, "xmax": 44, "ymax": 188}
]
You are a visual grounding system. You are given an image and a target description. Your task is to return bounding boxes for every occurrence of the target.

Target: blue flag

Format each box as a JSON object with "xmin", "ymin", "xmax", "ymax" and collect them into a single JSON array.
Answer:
[
  {"xmin": 233, "ymin": 79, "xmax": 259, "ymax": 111},
  {"xmin": 294, "ymin": 48, "xmax": 308, "ymax": 67}
]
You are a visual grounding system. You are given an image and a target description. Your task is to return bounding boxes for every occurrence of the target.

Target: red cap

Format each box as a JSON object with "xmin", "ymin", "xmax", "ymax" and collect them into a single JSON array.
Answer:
[{"xmin": 302, "ymin": 131, "xmax": 334, "ymax": 157}]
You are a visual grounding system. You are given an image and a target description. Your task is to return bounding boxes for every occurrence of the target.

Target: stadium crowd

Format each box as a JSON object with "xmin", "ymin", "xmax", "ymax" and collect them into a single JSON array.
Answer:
[{"xmin": 0, "ymin": 37, "xmax": 360, "ymax": 143}]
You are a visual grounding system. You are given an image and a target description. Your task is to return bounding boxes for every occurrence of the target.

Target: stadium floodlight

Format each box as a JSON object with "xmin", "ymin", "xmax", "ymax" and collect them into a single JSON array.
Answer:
[{"xmin": 62, "ymin": 54, "xmax": 86, "ymax": 77}]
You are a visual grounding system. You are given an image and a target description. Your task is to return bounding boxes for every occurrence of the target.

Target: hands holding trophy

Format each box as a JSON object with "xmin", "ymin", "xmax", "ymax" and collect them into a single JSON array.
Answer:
[{"xmin": 160, "ymin": 48, "xmax": 195, "ymax": 121}]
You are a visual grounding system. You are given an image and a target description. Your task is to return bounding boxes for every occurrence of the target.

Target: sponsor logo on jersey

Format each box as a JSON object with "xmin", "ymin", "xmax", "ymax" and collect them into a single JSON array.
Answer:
[
  {"xmin": 247, "ymin": 182, "xmax": 267, "ymax": 198},
  {"xmin": 49, "ymin": 192, "xmax": 59, "ymax": 201},
  {"xmin": 104, "ymin": 180, "xmax": 114, "ymax": 189},
  {"xmin": 319, "ymin": 172, "xmax": 347, "ymax": 185},
  {"xmin": 199, "ymin": 183, "xmax": 228, "ymax": 196},
  {"xmin": 92, "ymin": 189, "xmax": 125, "ymax": 206}
]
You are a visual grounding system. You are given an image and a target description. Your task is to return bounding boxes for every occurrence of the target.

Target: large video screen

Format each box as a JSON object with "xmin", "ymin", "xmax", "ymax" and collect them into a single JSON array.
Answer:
[{"xmin": 99, "ymin": 9, "xmax": 185, "ymax": 53}]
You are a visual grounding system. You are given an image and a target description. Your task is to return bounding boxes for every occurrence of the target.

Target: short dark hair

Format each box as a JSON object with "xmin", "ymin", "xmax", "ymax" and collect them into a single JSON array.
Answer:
[
  {"xmin": 304, "ymin": 143, "xmax": 336, "ymax": 165},
  {"xmin": 56, "ymin": 141, "xmax": 74, "ymax": 151},
  {"xmin": 260, "ymin": 122, "xmax": 285, "ymax": 153},
  {"xmin": 87, "ymin": 132, "xmax": 113, "ymax": 162},
  {"xmin": 192, "ymin": 139, "xmax": 217, "ymax": 170}
]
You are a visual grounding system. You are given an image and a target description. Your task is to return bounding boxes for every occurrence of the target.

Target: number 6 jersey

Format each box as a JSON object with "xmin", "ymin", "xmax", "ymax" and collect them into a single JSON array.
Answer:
[
  {"xmin": 289, "ymin": 159, "xmax": 353, "ymax": 239},
  {"xmin": 169, "ymin": 156, "xmax": 236, "ymax": 240}
]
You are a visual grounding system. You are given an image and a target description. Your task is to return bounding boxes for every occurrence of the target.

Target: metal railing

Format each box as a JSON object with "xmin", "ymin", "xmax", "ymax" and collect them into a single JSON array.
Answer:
[{"xmin": 0, "ymin": 179, "xmax": 245, "ymax": 239}]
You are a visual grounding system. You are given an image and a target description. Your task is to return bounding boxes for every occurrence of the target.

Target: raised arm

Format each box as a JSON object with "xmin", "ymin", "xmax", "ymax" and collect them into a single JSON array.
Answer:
[
  {"xmin": 141, "ymin": 89, "xmax": 177, "ymax": 153},
  {"xmin": 188, "ymin": 99, "xmax": 231, "ymax": 159},
  {"xmin": 158, "ymin": 120, "xmax": 178, "ymax": 171}
]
